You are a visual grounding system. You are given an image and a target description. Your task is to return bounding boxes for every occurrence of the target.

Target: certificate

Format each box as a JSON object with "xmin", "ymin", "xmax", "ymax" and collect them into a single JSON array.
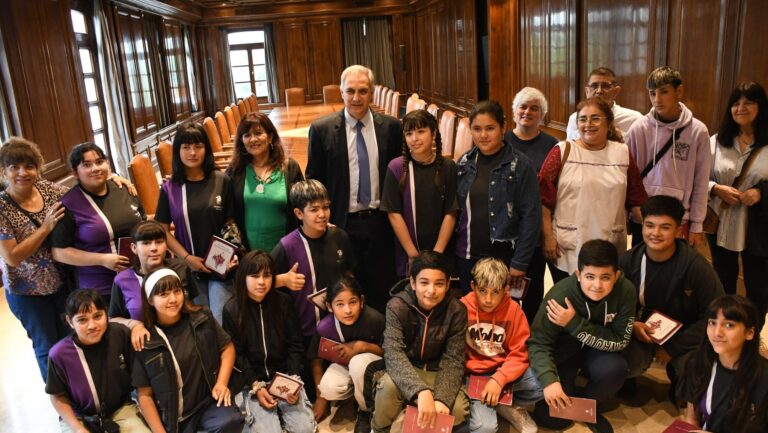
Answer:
[
  {"xmin": 116, "ymin": 237, "xmax": 137, "ymax": 262},
  {"xmin": 203, "ymin": 236, "xmax": 237, "ymax": 278},
  {"xmin": 466, "ymin": 375, "xmax": 513, "ymax": 406},
  {"xmin": 267, "ymin": 372, "xmax": 304, "ymax": 400},
  {"xmin": 307, "ymin": 288, "xmax": 328, "ymax": 311},
  {"xmin": 318, "ymin": 337, "xmax": 348, "ymax": 366},
  {"xmin": 402, "ymin": 405, "xmax": 454, "ymax": 433},
  {"xmin": 508, "ymin": 276, "xmax": 531, "ymax": 301},
  {"xmin": 549, "ymin": 397, "xmax": 596, "ymax": 423},
  {"xmin": 645, "ymin": 310, "xmax": 683, "ymax": 345}
]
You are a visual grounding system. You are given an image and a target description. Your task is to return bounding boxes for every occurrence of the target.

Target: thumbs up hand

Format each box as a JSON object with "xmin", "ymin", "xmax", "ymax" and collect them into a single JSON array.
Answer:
[{"xmin": 278, "ymin": 262, "xmax": 306, "ymax": 291}]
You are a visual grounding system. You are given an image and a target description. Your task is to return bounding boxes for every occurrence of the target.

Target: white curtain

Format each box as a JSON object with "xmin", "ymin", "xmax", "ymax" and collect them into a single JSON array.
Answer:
[{"xmin": 94, "ymin": 0, "xmax": 133, "ymax": 176}]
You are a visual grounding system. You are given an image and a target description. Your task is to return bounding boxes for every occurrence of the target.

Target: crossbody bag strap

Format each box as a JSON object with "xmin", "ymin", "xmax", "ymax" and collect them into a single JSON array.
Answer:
[
  {"xmin": 1, "ymin": 193, "xmax": 42, "ymax": 228},
  {"xmin": 732, "ymin": 145, "xmax": 763, "ymax": 189},
  {"xmin": 640, "ymin": 126, "xmax": 686, "ymax": 179}
]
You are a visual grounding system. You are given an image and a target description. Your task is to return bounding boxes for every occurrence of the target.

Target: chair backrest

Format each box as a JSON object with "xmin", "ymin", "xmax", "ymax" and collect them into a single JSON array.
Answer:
[
  {"xmin": 230, "ymin": 103, "xmax": 241, "ymax": 126},
  {"xmin": 155, "ymin": 140, "xmax": 173, "ymax": 179},
  {"xmin": 427, "ymin": 103, "xmax": 439, "ymax": 119},
  {"xmin": 438, "ymin": 110, "xmax": 457, "ymax": 157},
  {"xmin": 373, "ymin": 85, "xmax": 382, "ymax": 106},
  {"xmin": 389, "ymin": 91, "xmax": 401, "ymax": 118},
  {"xmin": 382, "ymin": 89, "xmax": 393, "ymax": 115},
  {"xmin": 416, "ymin": 99, "xmax": 427, "ymax": 111},
  {"xmin": 322, "ymin": 84, "xmax": 343, "ymax": 104},
  {"xmin": 128, "ymin": 153, "xmax": 159, "ymax": 217},
  {"xmin": 405, "ymin": 97, "xmax": 419, "ymax": 114},
  {"xmin": 237, "ymin": 99, "xmax": 247, "ymax": 117},
  {"xmin": 377, "ymin": 86, "xmax": 389, "ymax": 107},
  {"xmin": 248, "ymin": 94, "xmax": 259, "ymax": 113},
  {"xmin": 453, "ymin": 117, "xmax": 473, "ymax": 161},
  {"xmin": 214, "ymin": 112, "xmax": 231, "ymax": 145},
  {"xmin": 224, "ymin": 107, "xmax": 237, "ymax": 135},
  {"xmin": 284, "ymin": 88, "xmax": 306, "ymax": 107},
  {"xmin": 203, "ymin": 116, "xmax": 224, "ymax": 153}
]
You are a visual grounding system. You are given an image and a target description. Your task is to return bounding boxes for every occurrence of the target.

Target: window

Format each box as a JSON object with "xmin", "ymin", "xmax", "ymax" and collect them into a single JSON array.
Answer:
[
  {"xmin": 70, "ymin": 9, "xmax": 109, "ymax": 151},
  {"xmin": 162, "ymin": 20, "xmax": 192, "ymax": 121},
  {"xmin": 227, "ymin": 30, "xmax": 271, "ymax": 100}
]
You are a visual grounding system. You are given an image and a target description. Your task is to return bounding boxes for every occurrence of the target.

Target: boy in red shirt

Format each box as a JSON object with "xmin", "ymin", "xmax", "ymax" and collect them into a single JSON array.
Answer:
[{"xmin": 461, "ymin": 257, "xmax": 543, "ymax": 433}]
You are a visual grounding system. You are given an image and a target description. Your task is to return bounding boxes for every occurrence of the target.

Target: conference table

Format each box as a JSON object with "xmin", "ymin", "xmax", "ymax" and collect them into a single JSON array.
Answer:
[{"xmin": 269, "ymin": 102, "xmax": 345, "ymax": 170}]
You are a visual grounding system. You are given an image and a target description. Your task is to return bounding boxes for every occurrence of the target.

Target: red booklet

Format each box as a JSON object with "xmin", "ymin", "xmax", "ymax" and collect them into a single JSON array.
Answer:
[
  {"xmin": 402, "ymin": 405, "xmax": 454, "ymax": 433},
  {"xmin": 116, "ymin": 237, "xmax": 136, "ymax": 262},
  {"xmin": 645, "ymin": 310, "xmax": 683, "ymax": 345},
  {"xmin": 317, "ymin": 337, "xmax": 349, "ymax": 366},
  {"xmin": 662, "ymin": 419, "xmax": 699, "ymax": 433},
  {"xmin": 548, "ymin": 397, "xmax": 596, "ymax": 423},
  {"xmin": 466, "ymin": 375, "xmax": 513, "ymax": 406}
]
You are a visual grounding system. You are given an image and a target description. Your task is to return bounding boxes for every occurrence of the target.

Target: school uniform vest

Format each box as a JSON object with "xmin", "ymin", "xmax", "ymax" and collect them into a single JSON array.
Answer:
[{"xmin": 279, "ymin": 229, "xmax": 321, "ymax": 336}]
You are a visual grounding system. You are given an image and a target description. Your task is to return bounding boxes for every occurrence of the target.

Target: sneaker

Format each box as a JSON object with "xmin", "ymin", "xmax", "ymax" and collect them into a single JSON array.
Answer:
[
  {"xmin": 507, "ymin": 405, "xmax": 538, "ymax": 433},
  {"xmin": 587, "ymin": 413, "xmax": 614, "ymax": 433},
  {"xmin": 354, "ymin": 409, "xmax": 372, "ymax": 433}
]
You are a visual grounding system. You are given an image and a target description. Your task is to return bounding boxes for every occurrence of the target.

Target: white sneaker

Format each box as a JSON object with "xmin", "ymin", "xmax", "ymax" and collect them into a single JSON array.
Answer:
[{"xmin": 506, "ymin": 405, "xmax": 538, "ymax": 433}]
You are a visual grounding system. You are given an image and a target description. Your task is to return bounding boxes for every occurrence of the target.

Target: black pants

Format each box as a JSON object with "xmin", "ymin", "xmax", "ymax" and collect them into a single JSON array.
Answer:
[
  {"xmin": 345, "ymin": 210, "xmax": 396, "ymax": 314},
  {"xmin": 523, "ymin": 246, "xmax": 547, "ymax": 324},
  {"xmin": 708, "ymin": 234, "xmax": 768, "ymax": 324}
]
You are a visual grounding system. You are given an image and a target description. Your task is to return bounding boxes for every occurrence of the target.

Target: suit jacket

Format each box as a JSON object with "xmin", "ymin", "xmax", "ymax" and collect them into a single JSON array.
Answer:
[{"xmin": 306, "ymin": 109, "xmax": 402, "ymax": 228}]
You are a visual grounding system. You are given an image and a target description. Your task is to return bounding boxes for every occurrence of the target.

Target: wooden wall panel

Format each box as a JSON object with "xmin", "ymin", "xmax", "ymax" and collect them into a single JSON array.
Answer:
[
  {"xmin": 391, "ymin": 14, "xmax": 417, "ymax": 94},
  {"xmin": 488, "ymin": 0, "xmax": 519, "ymax": 116},
  {"xmin": 276, "ymin": 20, "xmax": 309, "ymax": 98},
  {"xmin": 518, "ymin": 0, "xmax": 577, "ymax": 133},
  {"xmin": 735, "ymin": 0, "xmax": 768, "ymax": 86},
  {"xmin": 196, "ymin": 26, "xmax": 233, "ymax": 114},
  {"xmin": 414, "ymin": 0, "xmax": 477, "ymax": 115},
  {"xmin": 0, "ymin": 0, "xmax": 91, "ymax": 179}
]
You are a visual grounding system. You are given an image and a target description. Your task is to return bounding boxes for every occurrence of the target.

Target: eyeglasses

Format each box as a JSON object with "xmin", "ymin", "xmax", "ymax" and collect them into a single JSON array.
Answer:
[
  {"xmin": 576, "ymin": 115, "xmax": 606, "ymax": 125},
  {"xmin": 587, "ymin": 82, "xmax": 616, "ymax": 91}
]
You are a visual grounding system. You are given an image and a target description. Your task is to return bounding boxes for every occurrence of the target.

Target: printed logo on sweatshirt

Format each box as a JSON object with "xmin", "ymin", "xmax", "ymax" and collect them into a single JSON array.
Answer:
[
  {"xmin": 673, "ymin": 142, "xmax": 690, "ymax": 161},
  {"xmin": 467, "ymin": 323, "xmax": 506, "ymax": 357},
  {"xmin": 605, "ymin": 313, "xmax": 616, "ymax": 323}
]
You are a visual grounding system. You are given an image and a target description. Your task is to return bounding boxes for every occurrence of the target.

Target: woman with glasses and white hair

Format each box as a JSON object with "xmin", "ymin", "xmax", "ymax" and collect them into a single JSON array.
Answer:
[
  {"xmin": 503, "ymin": 87, "xmax": 559, "ymax": 322},
  {"xmin": 538, "ymin": 97, "xmax": 647, "ymax": 283}
]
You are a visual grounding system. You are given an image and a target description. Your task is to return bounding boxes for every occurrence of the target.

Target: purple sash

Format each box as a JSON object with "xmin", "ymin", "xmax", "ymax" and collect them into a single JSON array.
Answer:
[
  {"xmin": 161, "ymin": 180, "xmax": 194, "ymax": 254},
  {"xmin": 113, "ymin": 269, "xmax": 143, "ymax": 320},
  {"xmin": 280, "ymin": 229, "xmax": 320, "ymax": 336},
  {"xmin": 387, "ymin": 157, "xmax": 418, "ymax": 276},
  {"xmin": 60, "ymin": 187, "xmax": 116, "ymax": 296},
  {"xmin": 48, "ymin": 337, "xmax": 97, "ymax": 416}
]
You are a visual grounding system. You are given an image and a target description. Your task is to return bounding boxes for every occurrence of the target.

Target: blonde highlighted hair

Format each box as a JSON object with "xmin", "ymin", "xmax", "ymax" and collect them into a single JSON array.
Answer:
[{"xmin": 470, "ymin": 257, "xmax": 509, "ymax": 290}]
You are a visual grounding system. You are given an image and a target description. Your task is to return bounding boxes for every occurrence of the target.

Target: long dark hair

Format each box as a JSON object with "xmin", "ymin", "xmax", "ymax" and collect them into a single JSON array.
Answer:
[
  {"xmin": 687, "ymin": 295, "xmax": 763, "ymax": 431},
  {"xmin": 400, "ymin": 109, "xmax": 444, "ymax": 193},
  {"xmin": 231, "ymin": 250, "xmax": 283, "ymax": 342},
  {"xmin": 227, "ymin": 112, "xmax": 286, "ymax": 177},
  {"xmin": 171, "ymin": 121, "xmax": 214, "ymax": 183},
  {"xmin": 716, "ymin": 82, "xmax": 768, "ymax": 149},
  {"xmin": 140, "ymin": 268, "xmax": 201, "ymax": 329}
]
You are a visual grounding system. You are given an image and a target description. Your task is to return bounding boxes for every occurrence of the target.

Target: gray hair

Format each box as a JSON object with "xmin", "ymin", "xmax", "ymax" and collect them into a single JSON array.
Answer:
[
  {"xmin": 512, "ymin": 87, "xmax": 548, "ymax": 122},
  {"xmin": 340, "ymin": 65, "xmax": 375, "ymax": 89}
]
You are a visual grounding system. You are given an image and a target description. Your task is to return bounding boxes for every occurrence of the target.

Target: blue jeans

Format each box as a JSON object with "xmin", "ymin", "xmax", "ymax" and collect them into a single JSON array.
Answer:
[
  {"xmin": 193, "ymin": 278, "xmax": 232, "ymax": 324},
  {"xmin": 6, "ymin": 289, "xmax": 69, "ymax": 380},
  {"xmin": 466, "ymin": 367, "xmax": 543, "ymax": 433},
  {"xmin": 243, "ymin": 388, "xmax": 316, "ymax": 433},
  {"xmin": 178, "ymin": 399, "xmax": 243, "ymax": 433}
]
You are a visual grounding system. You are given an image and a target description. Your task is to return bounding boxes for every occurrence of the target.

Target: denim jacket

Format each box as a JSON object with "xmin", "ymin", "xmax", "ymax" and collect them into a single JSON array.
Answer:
[{"xmin": 456, "ymin": 142, "xmax": 541, "ymax": 271}]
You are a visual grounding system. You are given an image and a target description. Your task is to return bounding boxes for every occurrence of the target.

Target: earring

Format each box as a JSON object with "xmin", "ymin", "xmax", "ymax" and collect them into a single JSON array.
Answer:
[{"xmin": 269, "ymin": 142, "xmax": 274, "ymax": 150}]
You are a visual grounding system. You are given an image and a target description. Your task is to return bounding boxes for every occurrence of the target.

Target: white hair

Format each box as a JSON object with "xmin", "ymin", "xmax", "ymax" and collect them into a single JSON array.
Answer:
[
  {"xmin": 512, "ymin": 87, "xmax": 549, "ymax": 122},
  {"xmin": 340, "ymin": 65, "xmax": 375, "ymax": 89}
]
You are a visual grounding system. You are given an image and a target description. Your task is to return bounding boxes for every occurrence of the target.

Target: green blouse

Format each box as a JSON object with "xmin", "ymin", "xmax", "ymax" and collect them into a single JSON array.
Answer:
[{"xmin": 244, "ymin": 164, "xmax": 288, "ymax": 252}]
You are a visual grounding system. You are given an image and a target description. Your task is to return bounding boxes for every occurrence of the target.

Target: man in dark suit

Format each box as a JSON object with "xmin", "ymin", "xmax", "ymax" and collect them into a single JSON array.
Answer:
[{"xmin": 306, "ymin": 65, "xmax": 402, "ymax": 313}]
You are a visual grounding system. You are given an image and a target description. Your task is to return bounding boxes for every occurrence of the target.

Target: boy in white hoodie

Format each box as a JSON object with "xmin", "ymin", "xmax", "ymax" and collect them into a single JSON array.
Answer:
[{"xmin": 625, "ymin": 66, "xmax": 711, "ymax": 248}]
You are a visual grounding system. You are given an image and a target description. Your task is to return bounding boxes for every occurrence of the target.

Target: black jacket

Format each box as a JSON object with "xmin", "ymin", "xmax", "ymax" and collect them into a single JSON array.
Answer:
[
  {"xmin": 383, "ymin": 279, "xmax": 467, "ymax": 408},
  {"xmin": 746, "ymin": 179, "xmax": 768, "ymax": 257},
  {"xmin": 222, "ymin": 290, "xmax": 305, "ymax": 389},
  {"xmin": 306, "ymin": 109, "xmax": 402, "ymax": 228},
  {"xmin": 230, "ymin": 158, "xmax": 304, "ymax": 251},
  {"xmin": 133, "ymin": 310, "xmax": 223, "ymax": 433},
  {"xmin": 619, "ymin": 239, "xmax": 725, "ymax": 357}
]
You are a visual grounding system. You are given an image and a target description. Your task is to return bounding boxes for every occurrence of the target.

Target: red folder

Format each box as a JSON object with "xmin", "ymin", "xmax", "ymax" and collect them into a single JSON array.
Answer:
[
  {"xmin": 466, "ymin": 375, "xmax": 513, "ymax": 406},
  {"xmin": 548, "ymin": 397, "xmax": 596, "ymax": 423},
  {"xmin": 662, "ymin": 419, "xmax": 699, "ymax": 433},
  {"xmin": 317, "ymin": 337, "xmax": 349, "ymax": 366},
  {"xmin": 402, "ymin": 405, "xmax": 454, "ymax": 433}
]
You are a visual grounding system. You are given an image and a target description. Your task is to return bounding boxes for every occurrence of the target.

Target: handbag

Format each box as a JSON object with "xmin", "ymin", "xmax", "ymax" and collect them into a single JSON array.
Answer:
[{"xmin": 704, "ymin": 144, "xmax": 764, "ymax": 234}]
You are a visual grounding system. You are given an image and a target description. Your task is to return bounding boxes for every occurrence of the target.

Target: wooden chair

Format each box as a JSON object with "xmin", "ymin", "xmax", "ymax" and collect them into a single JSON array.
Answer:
[
  {"xmin": 248, "ymin": 94, "xmax": 259, "ymax": 113},
  {"xmin": 202, "ymin": 117, "xmax": 233, "ymax": 169},
  {"xmin": 427, "ymin": 103, "xmax": 439, "ymax": 119},
  {"xmin": 388, "ymin": 91, "xmax": 401, "ymax": 118},
  {"xmin": 322, "ymin": 84, "xmax": 342, "ymax": 104},
  {"xmin": 284, "ymin": 88, "xmax": 306, "ymax": 107},
  {"xmin": 237, "ymin": 99, "xmax": 247, "ymax": 117},
  {"xmin": 155, "ymin": 140, "xmax": 173, "ymax": 179},
  {"xmin": 453, "ymin": 117, "xmax": 473, "ymax": 161},
  {"xmin": 215, "ymin": 112, "xmax": 235, "ymax": 146},
  {"xmin": 439, "ymin": 110, "xmax": 457, "ymax": 157},
  {"xmin": 372, "ymin": 85, "xmax": 383, "ymax": 108},
  {"xmin": 128, "ymin": 153, "xmax": 159, "ymax": 218},
  {"xmin": 224, "ymin": 107, "xmax": 237, "ymax": 137},
  {"xmin": 373, "ymin": 86, "xmax": 388, "ymax": 113},
  {"xmin": 382, "ymin": 89, "xmax": 393, "ymax": 116},
  {"xmin": 405, "ymin": 96, "xmax": 420, "ymax": 114},
  {"xmin": 231, "ymin": 103, "xmax": 241, "ymax": 126},
  {"xmin": 416, "ymin": 99, "xmax": 427, "ymax": 111}
]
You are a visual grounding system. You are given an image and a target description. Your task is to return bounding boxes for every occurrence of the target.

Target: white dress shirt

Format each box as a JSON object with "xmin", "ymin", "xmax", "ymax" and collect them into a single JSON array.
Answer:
[{"xmin": 344, "ymin": 109, "xmax": 380, "ymax": 212}]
